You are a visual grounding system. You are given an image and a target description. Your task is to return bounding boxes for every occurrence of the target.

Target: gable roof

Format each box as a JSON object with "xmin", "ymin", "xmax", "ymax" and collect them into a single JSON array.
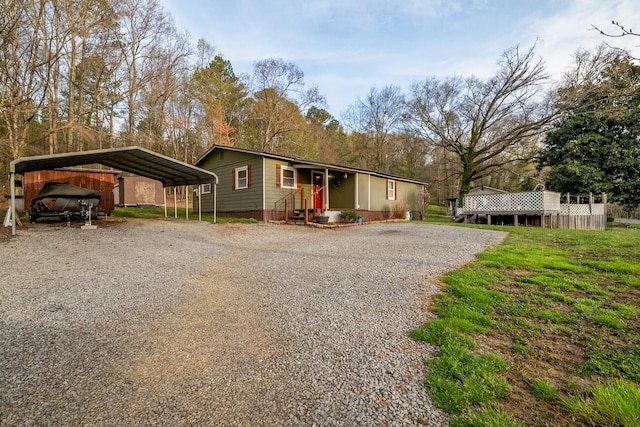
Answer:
[
  {"xmin": 195, "ymin": 145, "xmax": 428, "ymax": 185},
  {"xmin": 11, "ymin": 146, "xmax": 218, "ymax": 187},
  {"xmin": 468, "ymin": 186, "xmax": 509, "ymax": 195}
]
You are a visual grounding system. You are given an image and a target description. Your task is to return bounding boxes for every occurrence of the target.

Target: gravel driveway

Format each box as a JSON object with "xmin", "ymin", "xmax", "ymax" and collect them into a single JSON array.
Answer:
[{"xmin": 0, "ymin": 219, "xmax": 507, "ymax": 426}]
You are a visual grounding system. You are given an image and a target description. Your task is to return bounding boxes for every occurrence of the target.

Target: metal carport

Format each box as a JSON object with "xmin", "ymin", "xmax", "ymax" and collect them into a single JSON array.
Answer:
[{"xmin": 8, "ymin": 146, "xmax": 219, "ymax": 235}]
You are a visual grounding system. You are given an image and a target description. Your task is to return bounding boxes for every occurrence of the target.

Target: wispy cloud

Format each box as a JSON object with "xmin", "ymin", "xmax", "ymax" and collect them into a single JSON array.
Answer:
[{"xmin": 162, "ymin": 0, "xmax": 640, "ymax": 115}]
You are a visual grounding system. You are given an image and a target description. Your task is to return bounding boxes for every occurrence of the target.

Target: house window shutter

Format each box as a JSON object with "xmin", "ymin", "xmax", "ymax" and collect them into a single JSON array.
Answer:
[
  {"xmin": 276, "ymin": 164, "xmax": 281, "ymax": 188},
  {"xmin": 386, "ymin": 179, "xmax": 389, "ymax": 199},
  {"xmin": 247, "ymin": 165, "xmax": 252, "ymax": 188},
  {"xmin": 297, "ymin": 170, "xmax": 302, "ymax": 189},
  {"xmin": 232, "ymin": 168, "xmax": 236, "ymax": 190}
]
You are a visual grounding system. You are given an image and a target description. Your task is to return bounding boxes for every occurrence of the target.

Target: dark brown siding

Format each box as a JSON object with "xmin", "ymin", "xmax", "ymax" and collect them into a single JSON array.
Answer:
[{"xmin": 24, "ymin": 170, "xmax": 116, "ymax": 211}]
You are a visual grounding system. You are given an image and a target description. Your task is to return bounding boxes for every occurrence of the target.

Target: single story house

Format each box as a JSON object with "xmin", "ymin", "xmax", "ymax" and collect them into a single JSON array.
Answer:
[{"xmin": 194, "ymin": 145, "xmax": 428, "ymax": 223}]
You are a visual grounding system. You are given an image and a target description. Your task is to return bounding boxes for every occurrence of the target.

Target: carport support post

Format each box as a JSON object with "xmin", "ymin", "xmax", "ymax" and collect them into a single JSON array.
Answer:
[
  {"xmin": 324, "ymin": 168, "xmax": 329, "ymax": 210},
  {"xmin": 198, "ymin": 185, "xmax": 202, "ymax": 222},
  {"xmin": 10, "ymin": 171, "xmax": 16, "ymax": 236},
  {"xmin": 174, "ymin": 188, "xmax": 177, "ymax": 218},
  {"xmin": 185, "ymin": 185, "xmax": 188, "ymax": 220},
  {"xmin": 213, "ymin": 182, "xmax": 217, "ymax": 224},
  {"xmin": 163, "ymin": 188, "xmax": 167, "ymax": 218}
]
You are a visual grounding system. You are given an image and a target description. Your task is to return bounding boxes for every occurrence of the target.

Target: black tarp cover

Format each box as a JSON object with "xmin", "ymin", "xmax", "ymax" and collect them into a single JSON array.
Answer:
[{"xmin": 32, "ymin": 182, "xmax": 101, "ymax": 202}]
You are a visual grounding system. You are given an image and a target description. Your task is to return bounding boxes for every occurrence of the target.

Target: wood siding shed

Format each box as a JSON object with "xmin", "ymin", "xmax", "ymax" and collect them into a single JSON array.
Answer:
[{"xmin": 24, "ymin": 169, "xmax": 117, "ymax": 212}]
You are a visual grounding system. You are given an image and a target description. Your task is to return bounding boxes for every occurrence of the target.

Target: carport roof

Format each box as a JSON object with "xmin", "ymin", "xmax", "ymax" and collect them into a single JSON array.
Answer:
[{"xmin": 10, "ymin": 146, "xmax": 218, "ymax": 187}]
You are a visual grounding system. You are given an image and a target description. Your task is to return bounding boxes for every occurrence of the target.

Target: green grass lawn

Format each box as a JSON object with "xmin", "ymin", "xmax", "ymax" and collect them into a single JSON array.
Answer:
[
  {"xmin": 411, "ymin": 222, "xmax": 640, "ymax": 426},
  {"xmin": 111, "ymin": 207, "xmax": 258, "ymax": 223}
]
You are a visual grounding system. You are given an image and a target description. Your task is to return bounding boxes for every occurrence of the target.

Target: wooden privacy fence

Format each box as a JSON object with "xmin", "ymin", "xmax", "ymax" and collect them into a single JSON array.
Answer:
[
  {"xmin": 556, "ymin": 193, "xmax": 607, "ymax": 230},
  {"xmin": 462, "ymin": 191, "xmax": 607, "ymax": 230}
]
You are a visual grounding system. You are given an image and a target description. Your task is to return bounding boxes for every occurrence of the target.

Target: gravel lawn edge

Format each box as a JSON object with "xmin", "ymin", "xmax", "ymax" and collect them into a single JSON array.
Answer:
[{"xmin": 0, "ymin": 219, "xmax": 507, "ymax": 426}]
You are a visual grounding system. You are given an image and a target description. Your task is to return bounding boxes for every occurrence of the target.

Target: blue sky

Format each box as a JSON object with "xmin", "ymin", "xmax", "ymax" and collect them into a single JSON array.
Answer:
[{"xmin": 160, "ymin": 0, "xmax": 640, "ymax": 118}]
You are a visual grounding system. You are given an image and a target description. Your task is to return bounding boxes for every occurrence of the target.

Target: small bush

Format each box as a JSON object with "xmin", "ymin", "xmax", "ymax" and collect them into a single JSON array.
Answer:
[
  {"xmin": 392, "ymin": 200, "xmax": 409, "ymax": 219},
  {"xmin": 339, "ymin": 209, "xmax": 358, "ymax": 223}
]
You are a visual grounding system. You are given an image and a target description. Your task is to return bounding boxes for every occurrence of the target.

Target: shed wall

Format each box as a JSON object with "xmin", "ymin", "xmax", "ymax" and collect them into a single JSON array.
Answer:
[
  {"xmin": 24, "ymin": 170, "xmax": 115, "ymax": 212},
  {"xmin": 117, "ymin": 176, "xmax": 163, "ymax": 206}
]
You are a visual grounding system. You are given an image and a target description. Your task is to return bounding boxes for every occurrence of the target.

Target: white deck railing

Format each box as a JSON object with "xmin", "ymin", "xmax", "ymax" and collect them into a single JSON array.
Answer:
[{"xmin": 463, "ymin": 191, "xmax": 561, "ymax": 214}]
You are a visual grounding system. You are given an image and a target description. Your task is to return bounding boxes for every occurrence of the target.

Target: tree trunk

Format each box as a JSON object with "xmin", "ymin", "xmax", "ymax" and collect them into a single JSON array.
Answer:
[
  {"xmin": 458, "ymin": 153, "xmax": 475, "ymax": 206},
  {"xmin": 67, "ymin": 36, "xmax": 77, "ymax": 151}
]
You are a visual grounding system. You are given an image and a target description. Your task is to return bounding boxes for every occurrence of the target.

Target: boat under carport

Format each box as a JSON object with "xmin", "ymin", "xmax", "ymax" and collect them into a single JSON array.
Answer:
[{"xmin": 8, "ymin": 146, "xmax": 219, "ymax": 235}]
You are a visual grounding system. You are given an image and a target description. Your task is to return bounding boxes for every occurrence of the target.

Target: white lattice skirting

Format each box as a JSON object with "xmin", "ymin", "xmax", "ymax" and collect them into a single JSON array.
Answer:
[
  {"xmin": 560, "ymin": 204, "xmax": 605, "ymax": 215},
  {"xmin": 463, "ymin": 191, "xmax": 551, "ymax": 213}
]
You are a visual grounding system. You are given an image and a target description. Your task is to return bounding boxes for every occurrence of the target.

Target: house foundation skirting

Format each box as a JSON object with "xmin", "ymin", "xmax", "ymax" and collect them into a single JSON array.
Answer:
[
  {"xmin": 208, "ymin": 209, "xmax": 418, "ymax": 223},
  {"xmin": 464, "ymin": 213, "xmax": 607, "ymax": 231}
]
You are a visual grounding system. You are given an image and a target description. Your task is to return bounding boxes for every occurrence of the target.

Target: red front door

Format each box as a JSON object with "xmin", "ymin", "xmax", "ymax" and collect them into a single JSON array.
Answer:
[{"xmin": 312, "ymin": 172, "xmax": 324, "ymax": 210}]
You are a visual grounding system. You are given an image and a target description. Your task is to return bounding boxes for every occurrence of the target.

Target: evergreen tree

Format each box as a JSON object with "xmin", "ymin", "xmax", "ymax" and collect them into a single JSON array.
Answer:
[{"xmin": 538, "ymin": 49, "xmax": 640, "ymax": 211}]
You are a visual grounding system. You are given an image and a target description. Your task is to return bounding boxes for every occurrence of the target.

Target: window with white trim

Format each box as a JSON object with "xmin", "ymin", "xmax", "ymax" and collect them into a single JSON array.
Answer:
[
  {"xmin": 387, "ymin": 179, "xmax": 396, "ymax": 200},
  {"xmin": 201, "ymin": 183, "xmax": 211, "ymax": 194},
  {"xmin": 235, "ymin": 166, "xmax": 248, "ymax": 189},
  {"xmin": 281, "ymin": 166, "xmax": 296, "ymax": 188}
]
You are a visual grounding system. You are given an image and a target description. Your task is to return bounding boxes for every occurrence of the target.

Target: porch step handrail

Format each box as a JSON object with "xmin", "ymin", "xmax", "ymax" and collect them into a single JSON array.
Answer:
[
  {"xmin": 274, "ymin": 187, "xmax": 305, "ymax": 221},
  {"xmin": 275, "ymin": 186, "xmax": 324, "ymax": 223}
]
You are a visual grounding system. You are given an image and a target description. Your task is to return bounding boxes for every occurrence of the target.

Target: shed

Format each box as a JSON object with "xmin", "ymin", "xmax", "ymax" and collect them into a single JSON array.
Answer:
[{"xmin": 114, "ymin": 174, "xmax": 164, "ymax": 207}]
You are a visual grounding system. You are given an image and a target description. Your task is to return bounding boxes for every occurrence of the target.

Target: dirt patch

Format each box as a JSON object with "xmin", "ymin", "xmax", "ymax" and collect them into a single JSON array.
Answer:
[{"xmin": 0, "ymin": 226, "xmax": 11, "ymax": 241}]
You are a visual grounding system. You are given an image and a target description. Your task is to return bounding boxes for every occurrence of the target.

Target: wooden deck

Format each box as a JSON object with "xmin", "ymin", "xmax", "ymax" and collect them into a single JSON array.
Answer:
[{"xmin": 460, "ymin": 191, "xmax": 607, "ymax": 230}]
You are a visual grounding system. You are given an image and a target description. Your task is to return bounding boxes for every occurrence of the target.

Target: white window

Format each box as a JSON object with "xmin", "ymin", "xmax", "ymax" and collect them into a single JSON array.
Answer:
[
  {"xmin": 281, "ymin": 166, "xmax": 296, "ymax": 188},
  {"xmin": 387, "ymin": 179, "xmax": 396, "ymax": 200},
  {"xmin": 235, "ymin": 166, "xmax": 248, "ymax": 189},
  {"xmin": 201, "ymin": 183, "xmax": 211, "ymax": 194}
]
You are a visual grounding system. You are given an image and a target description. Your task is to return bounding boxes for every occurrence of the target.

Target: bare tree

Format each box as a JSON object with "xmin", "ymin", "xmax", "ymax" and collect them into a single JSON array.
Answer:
[
  {"xmin": 249, "ymin": 58, "xmax": 325, "ymax": 152},
  {"xmin": 74, "ymin": 7, "xmax": 125, "ymax": 150},
  {"xmin": 195, "ymin": 38, "xmax": 216, "ymax": 69},
  {"xmin": 591, "ymin": 20, "xmax": 639, "ymax": 59},
  {"xmin": 0, "ymin": 0, "xmax": 51, "ymax": 161},
  {"xmin": 406, "ymin": 44, "xmax": 555, "ymax": 202},
  {"xmin": 136, "ymin": 26, "xmax": 191, "ymax": 152},
  {"xmin": 58, "ymin": 0, "xmax": 117, "ymax": 152},
  {"xmin": 116, "ymin": 0, "xmax": 173, "ymax": 144},
  {"xmin": 343, "ymin": 85, "xmax": 405, "ymax": 172},
  {"xmin": 592, "ymin": 20, "xmax": 640, "ymax": 38}
]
